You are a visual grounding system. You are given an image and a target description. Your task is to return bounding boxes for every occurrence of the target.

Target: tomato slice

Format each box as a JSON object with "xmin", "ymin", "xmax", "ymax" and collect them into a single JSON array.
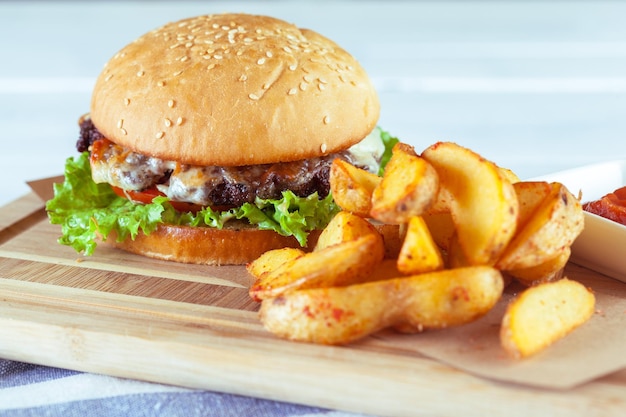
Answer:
[{"xmin": 111, "ymin": 186, "xmax": 204, "ymax": 213}]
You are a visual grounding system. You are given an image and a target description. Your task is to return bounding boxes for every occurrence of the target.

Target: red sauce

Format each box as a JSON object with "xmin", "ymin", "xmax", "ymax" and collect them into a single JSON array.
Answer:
[{"xmin": 582, "ymin": 186, "xmax": 626, "ymax": 226}]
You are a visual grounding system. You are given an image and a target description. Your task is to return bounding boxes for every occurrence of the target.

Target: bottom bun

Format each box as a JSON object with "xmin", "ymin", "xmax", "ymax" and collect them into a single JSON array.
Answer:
[{"xmin": 109, "ymin": 223, "xmax": 320, "ymax": 265}]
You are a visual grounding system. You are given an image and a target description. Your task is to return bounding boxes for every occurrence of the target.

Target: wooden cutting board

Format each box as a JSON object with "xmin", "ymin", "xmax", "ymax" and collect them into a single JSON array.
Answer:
[{"xmin": 1, "ymin": 193, "xmax": 625, "ymax": 417}]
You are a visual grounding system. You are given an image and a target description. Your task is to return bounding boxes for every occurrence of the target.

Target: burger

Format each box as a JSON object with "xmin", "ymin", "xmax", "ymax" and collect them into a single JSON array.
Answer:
[{"xmin": 46, "ymin": 12, "xmax": 394, "ymax": 265}]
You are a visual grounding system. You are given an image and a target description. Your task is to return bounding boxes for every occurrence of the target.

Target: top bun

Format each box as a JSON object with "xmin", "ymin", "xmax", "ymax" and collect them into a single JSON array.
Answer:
[{"xmin": 90, "ymin": 13, "xmax": 380, "ymax": 166}]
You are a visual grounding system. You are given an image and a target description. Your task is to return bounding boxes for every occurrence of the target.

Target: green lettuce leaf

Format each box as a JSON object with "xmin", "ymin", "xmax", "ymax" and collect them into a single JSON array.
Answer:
[
  {"xmin": 46, "ymin": 152, "xmax": 340, "ymax": 255},
  {"xmin": 377, "ymin": 127, "xmax": 400, "ymax": 175}
]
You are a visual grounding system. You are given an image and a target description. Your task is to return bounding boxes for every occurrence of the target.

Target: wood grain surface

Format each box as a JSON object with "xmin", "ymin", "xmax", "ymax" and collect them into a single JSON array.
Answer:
[{"xmin": 1, "ymin": 193, "xmax": 625, "ymax": 417}]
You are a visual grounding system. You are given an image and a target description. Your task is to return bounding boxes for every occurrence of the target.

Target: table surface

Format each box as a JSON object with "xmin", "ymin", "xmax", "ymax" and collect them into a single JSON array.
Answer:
[{"xmin": 1, "ymin": 1, "xmax": 626, "ymax": 416}]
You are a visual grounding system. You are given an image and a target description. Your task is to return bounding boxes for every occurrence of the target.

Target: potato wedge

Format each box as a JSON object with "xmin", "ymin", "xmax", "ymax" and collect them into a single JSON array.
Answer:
[
  {"xmin": 370, "ymin": 143, "xmax": 439, "ymax": 224},
  {"xmin": 500, "ymin": 278, "xmax": 595, "ymax": 358},
  {"xmin": 505, "ymin": 247, "xmax": 570, "ymax": 286},
  {"xmin": 513, "ymin": 181, "xmax": 552, "ymax": 231},
  {"xmin": 250, "ymin": 233, "xmax": 384, "ymax": 301},
  {"xmin": 246, "ymin": 247, "xmax": 305, "ymax": 280},
  {"xmin": 260, "ymin": 266, "xmax": 503, "ymax": 344},
  {"xmin": 329, "ymin": 158, "xmax": 382, "ymax": 217},
  {"xmin": 397, "ymin": 216, "xmax": 444, "ymax": 275},
  {"xmin": 496, "ymin": 182, "xmax": 584, "ymax": 271},
  {"xmin": 499, "ymin": 166, "xmax": 521, "ymax": 184},
  {"xmin": 422, "ymin": 141, "xmax": 518, "ymax": 266},
  {"xmin": 314, "ymin": 211, "xmax": 381, "ymax": 251}
]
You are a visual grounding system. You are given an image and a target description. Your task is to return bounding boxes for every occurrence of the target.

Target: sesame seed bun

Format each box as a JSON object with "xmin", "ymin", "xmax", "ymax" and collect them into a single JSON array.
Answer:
[{"xmin": 90, "ymin": 13, "xmax": 380, "ymax": 166}]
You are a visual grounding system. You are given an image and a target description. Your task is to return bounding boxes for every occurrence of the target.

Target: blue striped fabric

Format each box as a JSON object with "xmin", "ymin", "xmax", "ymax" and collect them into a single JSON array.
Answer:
[{"xmin": 0, "ymin": 360, "xmax": 371, "ymax": 417}]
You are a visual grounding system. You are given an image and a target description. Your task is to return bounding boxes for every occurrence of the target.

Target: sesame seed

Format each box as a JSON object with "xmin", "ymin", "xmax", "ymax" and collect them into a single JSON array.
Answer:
[
  {"xmin": 120, "ymin": 128, "xmax": 127, "ymax": 136},
  {"xmin": 124, "ymin": 98, "xmax": 131, "ymax": 106},
  {"xmin": 263, "ymin": 83, "xmax": 271, "ymax": 90},
  {"xmin": 168, "ymin": 99, "xmax": 175, "ymax": 108},
  {"xmin": 156, "ymin": 131, "xmax": 165, "ymax": 139},
  {"xmin": 318, "ymin": 77, "xmax": 328, "ymax": 84},
  {"xmin": 321, "ymin": 143, "xmax": 327, "ymax": 153},
  {"xmin": 283, "ymin": 46, "xmax": 292, "ymax": 53},
  {"xmin": 249, "ymin": 93, "xmax": 259, "ymax": 100},
  {"xmin": 323, "ymin": 116, "xmax": 330, "ymax": 124},
  {"xmin": 266, "ymin": 51, "xmax": 273, "ymax": 58},
  {"xmin": 299, "ymin": 82, "xmax": 307, "ymax": 91},
  {"xmin": 289, "ymin": 64, "xmax": 297, "ymax": 71},
  {"xmin": 137, "ymin": 70, "xmax": 145, "ymax": 77},
  {"xmin": 164, "ymin": 118, "xmax": 172, "ymax": 127},
  {"xmin": 239, "ymin": 74, "xmax": 248, "ymax": 81},
  {"xmin": 180, "ymin": 56, "xmax": 189, "ymax": 62},
  {"xmin": 157, "ymin": 81, "xmax": 166, "ymax": 87},
  {"xmin": 173, "ymin": 70, "xmax": 183, "ymax": 76},
  {"xmin": 318, "ymin": 83, "xmax": 326, "ymax": 91},
  {"xmin": 288, "ymin": 88, "xmax": 297, "ymax": 95},
  {"xmin": 257, "ymin": 57, "xmax": 266, "ymax": 65},
  {"xmin": 117, "ymin": 119, "xmax": 124, "ymax": 129},
  {"xmin": 213, "ymin": 54, "xmax": 223, "ymax": 60},
  {"xmin": 207, "ymin": 63, "xmax": 217, "ymax": 70},
  {"xmin": 176, "ymin": 117, "xmax": 183, "ymax": 126},
  {"xmin": 105, "ymin": 74, "xmax": 113, "ymax": 82},
  {"xmin": 303, "ymin": 75, "xmax": 312, "ymax": 83}
]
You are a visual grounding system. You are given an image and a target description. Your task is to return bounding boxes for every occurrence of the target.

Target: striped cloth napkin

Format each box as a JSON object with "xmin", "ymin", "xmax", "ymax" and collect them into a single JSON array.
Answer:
[{"xmin": 0, "ymin": 360, "xmax": 373, "ymax": 417}]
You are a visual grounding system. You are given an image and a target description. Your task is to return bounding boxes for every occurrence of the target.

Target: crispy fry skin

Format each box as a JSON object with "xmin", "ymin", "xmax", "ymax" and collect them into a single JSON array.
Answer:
[
  {"xmin": 500, "ymin": 278, "xmax": 595, "ymax": 358},
  {"xmin": 246, "ymin": 247, "xmax": 305, "ymax": 280},
  {"xmin": 397, "ymin": 216, "xmax": 444, "ymax": 275},
  {"xmin": 250, "ymin": 233, "xmax": 385, "ymax": 301},
  {"xmin": 260, "ymin": 266, "xmax": 503, "ymax": 345},
  {"xmin": 504, "ymin": 247, "xmax": 570, "ymax": 286},
  {"xmin": 370, "ymin": 143, "xmax": 439, "ymax": 224},
  {"xmin": 329, "ymin": 159, "xmax": 381, "ymax": 217},
  {"xmin": 496, "ymin": 182, "xmax": 584, "ymax": 271},
  {"xmin": 314, "ymin": 211, "xmax": 381, "ymax": 251},
  {"xmin": 422, "ymin": 142, "xmax": 518, "ymax": 266}
]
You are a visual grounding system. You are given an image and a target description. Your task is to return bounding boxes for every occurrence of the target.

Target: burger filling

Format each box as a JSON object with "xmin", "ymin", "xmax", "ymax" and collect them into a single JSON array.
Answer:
[
  {"xmin": 47, "ymin": 118, "xmax": 397, "ymax": 256},
  {"xmin": 79, "ymin": 117, "xmax": 384, "ymax": 209}
]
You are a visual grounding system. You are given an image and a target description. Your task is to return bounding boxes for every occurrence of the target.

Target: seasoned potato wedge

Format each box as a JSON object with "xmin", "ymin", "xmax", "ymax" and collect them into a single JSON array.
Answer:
[
  {"xmin": 496, "ymin": 182, "xmax": 584, "ymax": 271},
  {"xmin": 505, "ymin": 247, "xmax": 570, "ymax": 286},
  {"xmin": 513, "ymin": 181, "xmax": 553, "ymax": 231},
  {"xmin": 314, "ymin": 211, "xmax": 380, "ymax": 251},
  {"xmin": 246, "ymin": 247, "xmax": 305, "ymax": 280},
  {"xmin": 422, "ymin": 142, "xmax": 518, "ymax": 266},
  {"xmin": 250, "ymin": 233, "xmax": 384, "ymax": 301},
  {"xmin": 397, "ymin": 216, "xmax": 444, "ymax": 275},
  {"xmin": 330, "ymin": 158, "xmax": 382, "ymax": 217},
  {"xmin": 498, "ymin": 166, "xmax": 521, "ymax": 184},
  {"xmin": 260, "ymin": 266, "xmax": 503, "ymax": 344},
  {"xmin": 500, "ymin": 278, "xmax": 595, "ymax": 358},
  {"xmin": 370, "ymin": 143, "xmax": 439, "ymax": 224}
]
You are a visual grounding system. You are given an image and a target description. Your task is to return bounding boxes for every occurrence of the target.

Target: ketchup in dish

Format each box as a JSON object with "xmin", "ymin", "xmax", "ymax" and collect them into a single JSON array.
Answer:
[{"xmin": 583, "ymin": 186, "xmax": 626, "ymax": 226}]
